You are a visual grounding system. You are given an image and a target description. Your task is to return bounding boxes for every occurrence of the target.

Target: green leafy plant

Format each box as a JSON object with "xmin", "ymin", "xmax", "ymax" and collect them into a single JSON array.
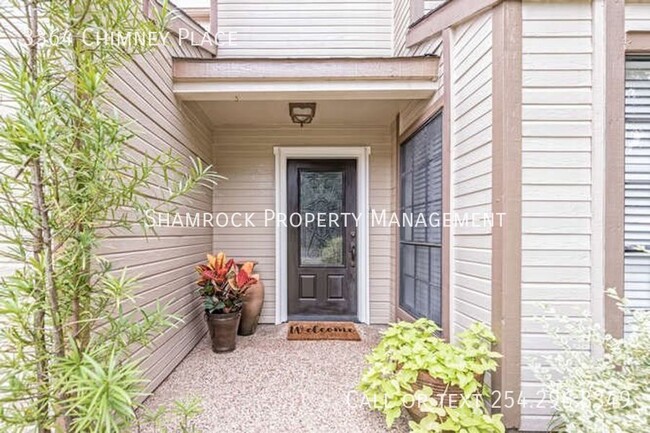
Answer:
[
  {"xmin": 0, "ymin": 1, "xmax": 221, "ymax": 432},
  {"xmin": 409, "ymin": 391, "xmax": 505, "ymax": 433},
  {"xmin": 532, "ymin": 289, "xmax": 650, "ymax": 433},
  {"xmin": 358, "ymin": 319, "xmax": 503, "ymax": 432},
  {"xmin": 137, "ymin": 397, "xmax": 203, "ymax": 433}
]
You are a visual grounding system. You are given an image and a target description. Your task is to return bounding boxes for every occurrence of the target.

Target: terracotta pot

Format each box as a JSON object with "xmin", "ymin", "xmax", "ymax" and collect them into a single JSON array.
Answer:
[
  {"xmin": 206, "ymin": 311, "xmax": 241, "ymax": 353},
  {"xmin": 404, "ymin": 370, "xmax": 484, "ymax": 422},
  {"xmin": 238, "ymin": 280, "xmax": 264, "ymax": 336}
]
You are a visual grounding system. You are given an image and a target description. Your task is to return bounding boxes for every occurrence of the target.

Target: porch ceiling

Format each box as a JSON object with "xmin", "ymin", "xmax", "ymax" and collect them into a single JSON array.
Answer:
[
  {"xmin": 172, "ymin": 57, "xmax": 439, "ymax": 101},
  {"xmin": 187, "ymin": 99, "xmax": 411, "ymax": 128}
]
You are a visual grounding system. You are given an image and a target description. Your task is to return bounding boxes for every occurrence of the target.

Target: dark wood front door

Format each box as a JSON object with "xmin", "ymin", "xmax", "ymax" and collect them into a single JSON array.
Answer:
[{"xmin": 287, "ymin": 159, "xmax": 357, "ymax": 320}]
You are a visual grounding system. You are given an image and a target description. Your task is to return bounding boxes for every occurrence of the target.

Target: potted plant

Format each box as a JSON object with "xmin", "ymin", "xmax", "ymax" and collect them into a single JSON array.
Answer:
[
  {"xmin": 358, "ymin": 318, "xmax": 504, "ymax": 433},
  {"xmin": 196, "ymin": 252, "xmax": 257, "ymax": 352},
  {"xmin": 236, "ymin": 261, "xmax": 264, "ymax": 336}
]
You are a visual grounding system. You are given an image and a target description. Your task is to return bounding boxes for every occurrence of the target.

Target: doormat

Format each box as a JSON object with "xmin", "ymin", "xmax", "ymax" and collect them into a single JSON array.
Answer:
[{"xmin": 287, "ymin": 322, "xmax": 361, "ymax": 341}]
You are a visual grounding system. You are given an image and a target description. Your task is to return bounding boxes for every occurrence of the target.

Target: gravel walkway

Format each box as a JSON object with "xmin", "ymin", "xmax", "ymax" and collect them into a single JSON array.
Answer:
[{"xmin": 139, "ymin": 324, "xmax": 410, "ymax": 433}]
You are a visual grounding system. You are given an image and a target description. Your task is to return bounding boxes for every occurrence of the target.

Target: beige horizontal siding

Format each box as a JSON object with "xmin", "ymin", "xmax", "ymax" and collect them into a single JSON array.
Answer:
[
  {"xmin": 0, "ymin": 6, "xmax": 22, "ymax": 281},
  {"xmin": 102, "ymin": 33, "xmax": 214, "ymax": 393},
  {"xmin": 626, "ymin": 1, "xmax": 650, "ymax": 32},
  {"xmin": 449, "ymin": 11, "xmax": 493, "ymax": 338},
  {"xmin": 424, "ymin": 0, "xmax": 446, "ymax": 14},
  {"xmin": 174, "ymin": 0, "xmax": 211, "ymax": 7},
  {"xmin": 520, "ymin": 1, "xmax": 594, "ymax": 430},
  {"xmin": 398, "ymin": 43, "xmax": 444, "ymax": 136},
  {"xmin": 213, "ymin": 126, "xmax": 395, "ymax": 324},
  {"xmin": 393, "ymin": 0, "xmax": 411, "ymax": 56},
  {"xmin": 180, "ymin": 0, "xmax": 440, "ymax": 59},
  {"xmin": 209, "ymin": 0, "xmax": 393, "ymax": 58},
  {"xmin": 393, "ymin": 0, "xmax": 443, "ymax": 57}
]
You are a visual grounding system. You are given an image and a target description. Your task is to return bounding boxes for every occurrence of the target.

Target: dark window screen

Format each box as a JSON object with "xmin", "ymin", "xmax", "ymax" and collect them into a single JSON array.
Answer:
[{"xmin": 399, "ymin": 113, "xmax": 443, "ymax": 325}]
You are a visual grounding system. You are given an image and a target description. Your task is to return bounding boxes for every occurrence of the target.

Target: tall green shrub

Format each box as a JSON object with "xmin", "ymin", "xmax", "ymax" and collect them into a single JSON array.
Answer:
[{"xmin": 0, "ymin": 1, "xmax": 219, "ymax": 431}]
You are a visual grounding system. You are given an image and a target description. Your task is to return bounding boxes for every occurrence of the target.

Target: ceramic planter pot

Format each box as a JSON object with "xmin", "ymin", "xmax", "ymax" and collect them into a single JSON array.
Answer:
[
  {"xmin": 404, "ymin": 371, "xmax": 484, "ymax": 422},
  {"xmin": 206, "ymin": 311, "xmax": 241, "ymax": 353},
  {"xmin": 238, "ymin": 280, "xmax": 264, "ymax": 336}
]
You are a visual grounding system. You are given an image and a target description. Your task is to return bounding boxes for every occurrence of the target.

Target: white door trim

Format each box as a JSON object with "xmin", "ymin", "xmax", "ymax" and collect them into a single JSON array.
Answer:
[{"xmin": 273, "ymin": 146, "xmax": 371, "ymax": 324}]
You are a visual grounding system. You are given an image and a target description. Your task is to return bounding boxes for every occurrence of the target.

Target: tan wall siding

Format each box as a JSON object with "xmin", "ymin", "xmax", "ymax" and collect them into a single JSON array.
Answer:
[
  {"xmin": 394, "ymin": 0, "xmax": 411, "ymax": 56},
  {"xmin": 521, "ymin": 1, "xmax": 594, "ymax": 430},
  {"xmin": 394, "ymin": 0, "xmax": 443, "ymax": 56},
  {"xmin": 212, "ymin": 127, "xmax": 396, "ymax": 324},
  {"xmin": 449, "ymin": 11, "xmax": 493, "ymax": 336},
  {"xmin": 398, "ymin": 49, "xmax": 444, "ymax": 136},
  {"xmin": 0, "ymin": 12, "xmax": 20, "ymax": 116},
  {"xmin": 99, "ymin": 38, "xmax": 213, "ymax": 392},
  {"xmin": 0, "ymin": 5, "xmax": 22, "ymax": 279},
  {"xmin": 214, "ymin": 0, "xmax": 392, "ymax": 58},
  {"xmin": 174, "ymin": 0, "xmax": 210, "ymax": 7},
  {"xmin": 626, "ymin": 1, "xmax": 650, "ymax": 31},
  {"xmin": 180, "ymin": 0, "xmax": 441, "ymax": 58},
  {"xmin": 424, "ymin": 0, "xmax": 446, "ymax": 14},
  {"xmin": 388, "ymin": 120, "xmax": 399, "ymax": 318}
]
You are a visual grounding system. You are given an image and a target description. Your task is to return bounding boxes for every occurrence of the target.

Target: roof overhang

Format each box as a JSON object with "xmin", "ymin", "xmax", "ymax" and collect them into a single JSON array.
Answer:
[
  {"xmin": 172, "ymin": 57, "xmax": 439, "ymax": 101},
  {"xmin": 407, "ymin": 0, "xmax": 501, "ymax": 47},
  {"xmin": 144, "ymin": 0, "xmax": 217, "ymax": 55}
]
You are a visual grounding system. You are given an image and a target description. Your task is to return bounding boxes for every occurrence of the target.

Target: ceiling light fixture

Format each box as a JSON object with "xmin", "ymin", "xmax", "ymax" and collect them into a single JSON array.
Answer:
[{"xmin": 289, "ymin": 102, "xmax": 316, "ymax": 127}]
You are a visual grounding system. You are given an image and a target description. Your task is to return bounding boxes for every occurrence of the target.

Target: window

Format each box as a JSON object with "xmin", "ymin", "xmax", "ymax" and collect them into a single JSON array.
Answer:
[
  {"xmin": 624, "ymin": 56, "xmax": 650, "ymax": 336},
  {"xmin": 399, "ymin": 113, "xmax": 443, "ymax": 324}
]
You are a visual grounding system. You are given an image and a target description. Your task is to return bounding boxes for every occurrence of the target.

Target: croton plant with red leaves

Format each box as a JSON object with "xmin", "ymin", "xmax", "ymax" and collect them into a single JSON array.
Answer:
[{"xmin": 197, "ymin": 252, "xmax": 258, "ymax": 314}]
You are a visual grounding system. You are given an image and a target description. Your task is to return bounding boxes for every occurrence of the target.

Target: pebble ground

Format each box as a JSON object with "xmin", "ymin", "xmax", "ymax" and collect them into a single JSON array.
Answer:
[{"xmin": 139, "ymin": 324, "xmax": 411, "ymax": 433}]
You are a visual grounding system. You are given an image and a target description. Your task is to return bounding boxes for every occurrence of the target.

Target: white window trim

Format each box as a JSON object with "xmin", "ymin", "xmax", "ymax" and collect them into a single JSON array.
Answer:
[{"xmin": 273, "ymin": 146, "xmax": 371, "ymax": 324}]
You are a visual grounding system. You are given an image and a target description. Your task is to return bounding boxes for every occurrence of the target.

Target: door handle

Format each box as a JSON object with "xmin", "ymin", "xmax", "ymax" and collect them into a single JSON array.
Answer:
[{"xmin": 350, "ymin": 244, "xmax": 356, "ymax": 267}]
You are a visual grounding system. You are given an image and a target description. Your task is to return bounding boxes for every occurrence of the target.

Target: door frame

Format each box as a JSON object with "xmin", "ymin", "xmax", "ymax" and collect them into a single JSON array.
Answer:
[{"xmin": 273, "ymin": 146, "xmax": 371, "ymax": 324}]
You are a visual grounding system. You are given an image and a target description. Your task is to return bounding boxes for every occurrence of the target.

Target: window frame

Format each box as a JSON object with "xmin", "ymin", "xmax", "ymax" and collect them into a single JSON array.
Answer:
[{"xmin": 396, "ymin": 110, "xmax": 445, "ymax": 328}]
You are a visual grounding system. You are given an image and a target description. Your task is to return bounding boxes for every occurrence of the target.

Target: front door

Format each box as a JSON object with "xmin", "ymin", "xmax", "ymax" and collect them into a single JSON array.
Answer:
[{"xmin": 287, "ymin": 159, "xmax": 357, "ymax": 320}]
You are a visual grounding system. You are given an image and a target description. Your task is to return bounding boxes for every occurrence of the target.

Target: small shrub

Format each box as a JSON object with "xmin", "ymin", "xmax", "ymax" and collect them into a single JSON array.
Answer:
[
  {"xmin": 137, "ymin": 397, "xmax": 203, "ymax": 433},
  {"xmin": 532, "ymin": 289, "xmax": 650, "ymax": 433}
]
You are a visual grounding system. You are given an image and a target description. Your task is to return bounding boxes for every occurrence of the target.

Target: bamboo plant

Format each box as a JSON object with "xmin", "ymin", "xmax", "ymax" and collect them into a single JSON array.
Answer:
[{"xmin": 0, "ymin": 1, "xmax": 220, "ymax": 431}]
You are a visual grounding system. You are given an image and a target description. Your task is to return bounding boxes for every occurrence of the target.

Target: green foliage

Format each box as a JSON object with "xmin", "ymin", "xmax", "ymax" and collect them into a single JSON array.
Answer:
[
  {"xmin": 532, "ymin": 289, "xmax": 650, "ymax": 433},
  {"xmin": 138, "ymin": 397, "xmax": 204, "ymax": 433},
  {"xmin": 320, "ymin": 236, "xmax": 342, "ymax": 265},
  {"xmin": 203, "ymin": 289, "xmax": 244, "ymax": 315},
  {"xmin": 409, "ymin": 392, "xmax": 504, "ymax": 433},
  {"xmin": 358, "ymin": 319, "xmax": 503, "ymax": 432},
  {"xmin": 56, "ymin": 349, "xmax": 144, "ymax": 433},
  {"xmin": 0, "ymin": 1, "xmax": 221, "ymax": 431}
]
